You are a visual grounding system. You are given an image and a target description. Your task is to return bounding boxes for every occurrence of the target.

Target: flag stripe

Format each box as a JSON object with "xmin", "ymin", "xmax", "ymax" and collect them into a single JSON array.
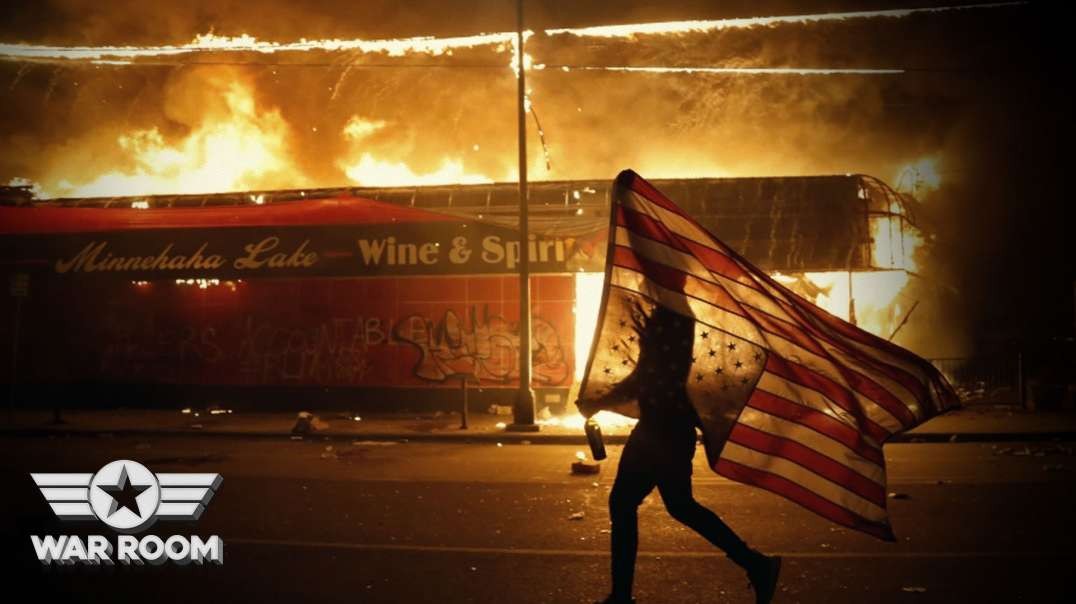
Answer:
[
  {"xmin": 756, "ymin": 372, "xmax": 861, "ymax": 433},
  {"xmin": 747, "ymin": 387, "xmax": 885, "ymax": 465},
  {"xmin": 615, "ymin": 227, "xmax": 729, "ymax": 291},
  {"xmin": 581, "ymin": 171, "xmax": 959, "ymax": 541},
  {"xmin": 623, "ymin": 184, "xmax": 945, "ymax": 408},
  {"xmin": 615, "ymin": 205, "xmax": 692, "ymax": 254},
  {"xmin": 730, "ymin": 417, "xmax": 887, "ymax": 506},
  {"xmin": 742, "ymin": 304, "xmax": 828, "ymax": 357},
  {"xmin": 624, "ymin": 210, "xmax": 934, "ymax": 411},
  {"xmin": 836, "ymin": 361, "xmax": 918, "ymax": 427},
  {"xmin": 718, "ymin": 441, "xmax": 887, "ymax": 522},
  {"xmin": 764, "ymin": 355, "xmax": 893, "ymax": 443},
  {"xmin": 737, "ymin": 405, "xmax": 885, "ymax": 480},
  {"xmin": 612, "ymin": 248, "xmax": 908, "ymax": 433},
  {"xmin": 624, "ymin": 179, "xmax": 691, "ymax": 219},
  {"xmin": 714, "ymin": 458, "xmax": 894, "ymax": 541},
  {"xmin": 621, "ymin": 190, "xmax": 733, "ymax": 257},
  {"xmin": 757, "ymin": 279, "xmax": 935, "ymax": 411},
  {"xmin": 609, "ymin": 266, "xmax": 765, "ymax": 348},
  {"xmin": 611, "ymin": 259, "xmax": 903, "ymax": 432},
  {"xmin": 612, "ymin": 244, "xmax": 751, "ymax": 324},
  {"xmin": 800, "ymin": 321, "xmax": 929, "ymax": 420},
  {"xmin": 732, "ymin": 272, "xmax": 934, "ymax": 407},
  {"xmin": 616, "ymin": 222, "xmax": 927, "ymax": 424},
  {"xmin": 738, "ymin": 258, "xmax": 946, "ymax": 409},
  {"xmin": 617, "ymin": 203, "xmax": 753, "ymax": 283}
]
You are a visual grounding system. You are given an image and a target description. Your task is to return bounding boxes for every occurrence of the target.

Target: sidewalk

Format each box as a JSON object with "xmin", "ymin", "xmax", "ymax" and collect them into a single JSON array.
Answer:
[{"xmin": 4, "ymin": 404, "xmax": 1076, "ymax": 444}]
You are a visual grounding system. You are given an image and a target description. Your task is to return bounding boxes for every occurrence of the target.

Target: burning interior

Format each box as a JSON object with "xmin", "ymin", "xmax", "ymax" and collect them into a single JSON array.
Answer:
[{"xmin": 0, "ymin": 174, "xmax": 932, "ymax": 422}]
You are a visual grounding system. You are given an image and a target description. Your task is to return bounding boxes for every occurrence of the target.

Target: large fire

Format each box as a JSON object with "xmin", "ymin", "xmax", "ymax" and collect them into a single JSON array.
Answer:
[
  {"xmin": 1, "ymin": 4, "xmax": 965, "ymax": 429},
  {"xmin": 43, "ymin": 70, "xmax": 305, "ymax": 198},
  {"xmin": 339, "ymin": 116, "xmax": 499, "ymax": 187}
]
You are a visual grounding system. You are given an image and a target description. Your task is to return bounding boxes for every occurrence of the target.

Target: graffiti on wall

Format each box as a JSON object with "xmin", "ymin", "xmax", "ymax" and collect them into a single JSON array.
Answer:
[
  {"xmin": 392, "ymin": 305, "xmax": 569, "ymax": 385},
  {"xmin": 25, "ymin": 276, "xmax": 574, "ymax": 389},
  {"xmin": 236, "ymin": 316, "xmax": 382, "ymax": 385},
  {"xmin": 94, "ymin": 310, "xmax": 383, "ymax": 385}
]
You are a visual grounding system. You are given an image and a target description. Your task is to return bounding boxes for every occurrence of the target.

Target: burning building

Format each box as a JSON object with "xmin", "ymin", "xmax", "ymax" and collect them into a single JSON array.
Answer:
[{"xmin": 0, "ymin": 174, "xmax": 926, "ymax": 413}]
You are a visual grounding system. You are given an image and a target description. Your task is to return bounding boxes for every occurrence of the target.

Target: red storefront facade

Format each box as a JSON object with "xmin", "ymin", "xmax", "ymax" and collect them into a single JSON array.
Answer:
[{"xmin": 1, "ymin": 196, "xmax": 586, "ymax": 411}]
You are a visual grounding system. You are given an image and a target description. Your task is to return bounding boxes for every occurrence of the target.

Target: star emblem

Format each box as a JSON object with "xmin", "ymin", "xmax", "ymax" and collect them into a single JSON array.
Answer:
[
  {"xmin": 734, "ymin": 360, "xmax": 743, "ymax": 369},
  {"xmin": 98, "ymin": 464, "xmax": 150, "ymax": 518},
  {"xmin": 727, "ymin": 342, "xmax": 737, "ymax": 351},
  {"xmin": 700, "ymin": 331, "xmax": 709, "ymax": 339}
]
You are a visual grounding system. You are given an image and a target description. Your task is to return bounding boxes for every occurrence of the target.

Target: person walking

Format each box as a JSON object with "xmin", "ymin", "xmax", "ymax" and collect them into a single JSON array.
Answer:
[{"xmin": 579, "ymin": 305, "xmax": 781, "ymax": 604}]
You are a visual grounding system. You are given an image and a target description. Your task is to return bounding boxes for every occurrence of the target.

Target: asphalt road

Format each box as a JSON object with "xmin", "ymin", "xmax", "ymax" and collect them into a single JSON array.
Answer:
[{"xmin": 1, "ymin": 433, "xmax": 1073, "ymax": 603}]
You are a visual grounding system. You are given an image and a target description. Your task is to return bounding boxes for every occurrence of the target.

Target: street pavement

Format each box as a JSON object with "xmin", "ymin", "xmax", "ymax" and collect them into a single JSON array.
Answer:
[
  {"xmin": 5, "ymin": 404, "xmax": 1076, "ymax": 443},
  {"xmin": 1, "ymin": 432, "xmax": 1073, "ymax": 603}
]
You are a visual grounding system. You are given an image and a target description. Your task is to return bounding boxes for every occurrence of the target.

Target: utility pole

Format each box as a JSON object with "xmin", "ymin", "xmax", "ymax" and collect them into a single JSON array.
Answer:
[{"xmin": 508, "ymin": 0, "xmax": 538, "ymax": 432}]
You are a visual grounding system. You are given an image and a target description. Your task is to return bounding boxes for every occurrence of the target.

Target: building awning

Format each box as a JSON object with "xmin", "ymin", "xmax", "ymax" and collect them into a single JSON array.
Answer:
[{"xmin": 0, "ymin": 194, "xmax": 593, "ymax": 279}]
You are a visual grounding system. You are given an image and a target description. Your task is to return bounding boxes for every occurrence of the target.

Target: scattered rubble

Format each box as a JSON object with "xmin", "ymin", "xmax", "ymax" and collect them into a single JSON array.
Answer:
[
  {"xmin": 993, "ymin": 444, "xmax": 1074, "ymax": 457},
  {"xmin": 568, "ymin": 512, "xmax": 585, "ymax": 521},
  {"xmin": 571, "ymin": 460, "xmax": 601, "ymax": 475},
  {"xmin": 292, "ymin": 411, "xmax": 329, "ymax": 435}
]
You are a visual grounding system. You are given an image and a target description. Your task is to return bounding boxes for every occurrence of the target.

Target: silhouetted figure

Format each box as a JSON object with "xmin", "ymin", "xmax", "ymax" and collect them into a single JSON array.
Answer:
[{"xmin": 581, "ymin": 305, "xmax": 781, "ymax": 604}]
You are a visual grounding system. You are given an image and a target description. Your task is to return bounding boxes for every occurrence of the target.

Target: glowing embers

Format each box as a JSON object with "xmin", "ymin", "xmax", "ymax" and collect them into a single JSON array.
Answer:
[{"xmin": 171, "ymin": 278, "xmax": 241, "ymax": 291}]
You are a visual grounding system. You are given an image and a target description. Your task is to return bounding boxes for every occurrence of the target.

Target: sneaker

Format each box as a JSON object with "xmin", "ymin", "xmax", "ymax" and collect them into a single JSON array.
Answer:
[{"xmin": 747, "ymin": 555, "xmax": 782, "ymax": 604}]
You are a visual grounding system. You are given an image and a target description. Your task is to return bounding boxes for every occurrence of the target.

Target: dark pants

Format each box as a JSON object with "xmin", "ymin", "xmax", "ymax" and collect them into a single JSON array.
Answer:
[{"xmin": 609, "ymin": 423, "xmax": 755, "ymax": 600}]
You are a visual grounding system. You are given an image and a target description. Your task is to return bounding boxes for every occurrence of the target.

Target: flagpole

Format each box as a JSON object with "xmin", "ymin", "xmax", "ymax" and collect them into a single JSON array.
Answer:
[{"xmin": 508, "ymin": 0, "xmax": 538, "ymax": 432}]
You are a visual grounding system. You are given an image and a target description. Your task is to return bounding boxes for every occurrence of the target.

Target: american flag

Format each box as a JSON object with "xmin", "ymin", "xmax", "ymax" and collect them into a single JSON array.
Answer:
[{"xmin": 578, "ymin": 170, "xmax": 959, "ymax": 540}]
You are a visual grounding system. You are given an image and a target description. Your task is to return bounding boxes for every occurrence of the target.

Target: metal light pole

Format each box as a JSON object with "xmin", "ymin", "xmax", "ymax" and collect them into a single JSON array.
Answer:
[{"xmin": 508, "ymin": 0, "xmax": 538, "ymax": 431}]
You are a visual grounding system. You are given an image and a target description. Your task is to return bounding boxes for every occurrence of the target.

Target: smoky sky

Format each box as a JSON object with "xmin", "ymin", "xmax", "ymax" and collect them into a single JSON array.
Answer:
[{"xmin": 0, "ymin": 1, "xmax": 1072, "ymax": 351}]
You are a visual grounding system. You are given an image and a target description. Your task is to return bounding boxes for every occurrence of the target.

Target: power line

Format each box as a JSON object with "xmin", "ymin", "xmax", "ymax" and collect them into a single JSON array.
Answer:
[{"xmin": 0, "ymin": 59, "xmax": 1035, "ymax": 75}]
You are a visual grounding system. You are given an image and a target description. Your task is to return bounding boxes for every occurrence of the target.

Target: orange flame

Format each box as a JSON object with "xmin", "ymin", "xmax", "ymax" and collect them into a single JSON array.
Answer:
[{"xmin": 43, "ymin": 72, "xmax": 304, "ymax": 198}]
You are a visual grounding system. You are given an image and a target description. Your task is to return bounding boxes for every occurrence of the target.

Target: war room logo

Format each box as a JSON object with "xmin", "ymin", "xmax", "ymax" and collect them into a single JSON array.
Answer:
[{"xmin": 30, "ymin": 459, "xmax": 224, "ymax": 565}]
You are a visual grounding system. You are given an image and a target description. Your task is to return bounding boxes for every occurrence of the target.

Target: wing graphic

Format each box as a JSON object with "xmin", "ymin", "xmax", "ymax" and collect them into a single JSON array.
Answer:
[
  {"xmin": 155, "ymin": 473, "xmax": 223, "ymax": 520},
  {"xmin": 31, "ymin": 473, "xmax": 96, "ymax": 520}
]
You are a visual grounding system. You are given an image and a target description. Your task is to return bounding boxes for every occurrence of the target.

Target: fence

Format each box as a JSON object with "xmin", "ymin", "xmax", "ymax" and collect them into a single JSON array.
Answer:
[{"xmin": 929, "ymin": 356, "xmax": 1022, "ymax": 406}]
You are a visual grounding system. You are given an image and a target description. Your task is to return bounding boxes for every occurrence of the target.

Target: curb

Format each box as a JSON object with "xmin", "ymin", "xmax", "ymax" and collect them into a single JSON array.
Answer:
[{"xmin": 3, "ymin": 427, "xmax": 1076, "ymax": 445}]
